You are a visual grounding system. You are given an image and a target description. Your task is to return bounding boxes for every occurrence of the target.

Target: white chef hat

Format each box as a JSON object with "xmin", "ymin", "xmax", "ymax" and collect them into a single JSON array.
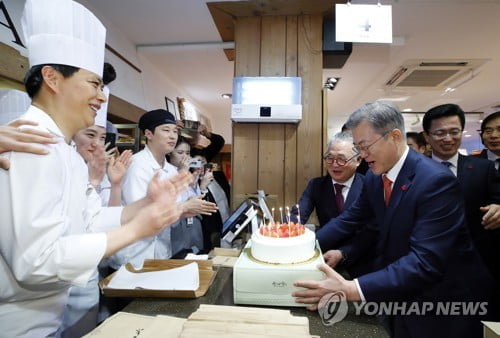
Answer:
[
  {"xmin": 94, "ymin": 86, "xmax": 109, "ymax": 128},
  {"xmin": 0, "ymin": 89, "xmax": 31, "ymax": 125},
  {"xmin": 21, "ymin": 0, "xmax": 106, "ymax": 77}
]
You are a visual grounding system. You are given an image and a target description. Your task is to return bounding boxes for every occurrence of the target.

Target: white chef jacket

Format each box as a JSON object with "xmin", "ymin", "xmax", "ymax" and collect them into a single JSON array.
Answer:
[
  {"xmin": 0, "ymin": 106, "xmax": 123, "ymax": 338},
  {"xmin": 107, "ymin": 145, "xmax": 180, "ymax": 269}
]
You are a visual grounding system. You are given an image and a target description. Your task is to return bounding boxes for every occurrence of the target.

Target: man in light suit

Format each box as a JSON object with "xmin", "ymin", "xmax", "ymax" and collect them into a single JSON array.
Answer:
[
  {"xmin": 422, "ymin": 103, "xmax": 500, "ymax": 285},
  {"xmin": 293, "ymin": 102, "xmax": 495, "ymax": 338},
  {"xmin": 291, "ymin": 131, "xmax": 363, "ymax": 228}
]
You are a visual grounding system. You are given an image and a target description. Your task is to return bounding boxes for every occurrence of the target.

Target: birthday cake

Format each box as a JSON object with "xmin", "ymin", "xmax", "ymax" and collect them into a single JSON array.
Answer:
[{"xmin": 250, "ymin": 223, "xmax": 316, "ymax": 264}]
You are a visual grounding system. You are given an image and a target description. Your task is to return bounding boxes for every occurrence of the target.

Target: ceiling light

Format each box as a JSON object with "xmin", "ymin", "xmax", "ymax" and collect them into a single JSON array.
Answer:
[
  {"xmin": 402, "ymin": 108, "xmax": 413, "ymax": 112},
  {"xmin": 221, "ymin": 93, "xmax": 232, "ymax": 99},
  {"xmin": 377, "ymin": 96, "xmax": 410, "ymax": 102}
]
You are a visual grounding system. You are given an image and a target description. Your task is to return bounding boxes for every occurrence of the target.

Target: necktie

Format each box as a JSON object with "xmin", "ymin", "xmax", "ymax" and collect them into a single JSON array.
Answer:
[
  {"xmin": 441, "ymin": 161, "xmax": 452, "ymax": 169},
  {"xmin": 382, "ymin": 175, "xmax": 392, "ymax": 207},
  {"xmin": 334, "ymin": 183, "xmax": 345, "ymax": 212}
]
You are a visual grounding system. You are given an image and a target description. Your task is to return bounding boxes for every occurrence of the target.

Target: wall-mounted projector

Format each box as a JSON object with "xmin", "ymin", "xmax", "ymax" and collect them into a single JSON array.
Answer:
[{"xmin": 231, "ymin": 77, "xmax": 302, "ymax": 123}]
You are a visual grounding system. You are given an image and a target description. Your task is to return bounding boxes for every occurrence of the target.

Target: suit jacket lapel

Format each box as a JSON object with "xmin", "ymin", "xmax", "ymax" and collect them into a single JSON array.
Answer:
[
  {"xmin": 457, "ymin": 154, "xmax": 467, "ymax": 179},
  {"xmin": 324, "ymin": 175, "xmax": 340, "ymax": 216},
  {"xmin": 344, "ymin": 173, "xmax": 362, "ymax": 209},
  {"xmin": 379, "ymin": 151, "xmax": 416, "ymax": 247}
]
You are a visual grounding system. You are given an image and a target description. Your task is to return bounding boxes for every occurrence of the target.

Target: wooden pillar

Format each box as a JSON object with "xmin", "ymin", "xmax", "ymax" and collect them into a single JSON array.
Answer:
[{"xmin": 231, "ymin": 14, "xmax": 323, "ymax": 214}]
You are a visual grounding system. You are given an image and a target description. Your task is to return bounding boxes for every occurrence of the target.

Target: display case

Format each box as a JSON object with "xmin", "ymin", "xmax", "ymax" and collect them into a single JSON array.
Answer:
[{"xmin": 115, "ymin": 123, "xmax": 143, "ymax": 153}]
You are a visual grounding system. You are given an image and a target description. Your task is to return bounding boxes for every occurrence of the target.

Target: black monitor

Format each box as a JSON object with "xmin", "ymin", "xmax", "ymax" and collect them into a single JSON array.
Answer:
[{"xmin": 221, "ymin": 199, "xmax": 259, "ymax": 243}]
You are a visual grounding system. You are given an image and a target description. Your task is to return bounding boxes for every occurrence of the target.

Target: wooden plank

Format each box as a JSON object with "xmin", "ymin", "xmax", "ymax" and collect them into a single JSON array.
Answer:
[
  {"xmin": 208, "ymin": 0, "xmax": 338, "ymax": 18},
  {"xmin": 108, "ymin": 94, "xmax": 145, "ymax": 123},
  {"xmin": 285, "ymin": 16, "xmax": 298, "ymax": 77},
  {"xmin": 258, "ymin": 16, "xmax": 287, "ymax": 207},
  {"xmin": 232, "ymin": 16, "xmax": 262, "ymax": 210},
  {"xmin": 223, "ymin": 48, "xmax": 235, "ymax": 62},
  {"xmin": 258, "ymin": 124, "xmax": 285, "ymax": 208},
  {"xmin": 206, "ymin": 3, "xmax": 237, "ymax": 42},
  {"xmin": 284, "ymin": 16, "xmax": 299, "ymax": 206},
  {"xmin": 234, "ymin": 17, "xmax": 261, "ymax": 77},
  {"xmin": 231, "ymin": 123, "xmax": 259, "ymax": 210},
  {"xmin": 284, "ymin": 124, "xmax": 298, "ymax": 207},
  {"xmin": 296, "ymin": 15, "xmax": 323, "ymax": 196},
  {"xmin": 260, "ymin": 16, "xmax": 286, "ymax": 76},
  {"xmin": 0, "ymin": 42, "xmax": 28, "ymax": 84}
]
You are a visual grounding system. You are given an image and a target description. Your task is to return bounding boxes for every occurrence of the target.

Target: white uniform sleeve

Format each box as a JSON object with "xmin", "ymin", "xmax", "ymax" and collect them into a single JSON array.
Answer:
[
  {"xmin": 85, "ymin": 186, "xmax": 123, "ymax": 233},
  {"xmin": 0, "ymin": 149, "xmax": 107, "ymax": 289},
  {"xmin": 108, "ymin": 158, "xmax": 151, "ymax": 269},
  {"xmin": 121, "ymin": 160, "xmax": 149, "ymax": 204}
]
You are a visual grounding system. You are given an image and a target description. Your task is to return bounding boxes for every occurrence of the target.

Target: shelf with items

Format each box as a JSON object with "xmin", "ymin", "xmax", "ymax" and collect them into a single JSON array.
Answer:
[{"xmin": 115, "ymin": 123, "xmax": 144, "ymax": 153}]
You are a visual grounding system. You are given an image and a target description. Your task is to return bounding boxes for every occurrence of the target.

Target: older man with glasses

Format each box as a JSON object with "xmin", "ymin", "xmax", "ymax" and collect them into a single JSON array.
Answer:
[{"xmin": 291, "ymin": 131, "xmax": 362, "ymax": 229}]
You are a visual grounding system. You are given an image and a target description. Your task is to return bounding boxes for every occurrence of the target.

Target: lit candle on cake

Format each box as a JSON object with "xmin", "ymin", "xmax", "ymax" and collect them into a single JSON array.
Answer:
[
  {"xmin": 286, "ymin": 206, "xmax": 290, "ymax": 224},
  {"xmin": 272, "ymin": 207, "xmax": 275, "ymax": 223},
  {"xmin": 279, "ymin": 207, "xmax": 283, "ymax": 224},
  {"xmin": 296, "ymin": 204, "xmax": 301, "ymax": 225}
]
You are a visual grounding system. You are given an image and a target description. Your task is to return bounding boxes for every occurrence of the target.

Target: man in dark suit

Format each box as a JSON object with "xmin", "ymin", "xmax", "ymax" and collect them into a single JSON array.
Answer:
[
  {"xmin": 293, "ymin": 102, "xmax": 495, "ymax": 338},
  {"xmin": 290, "ymin": 131, "xmax": 369, "ymax": 275},
  {"xmin": 422, "ymin": 104, "xmax": 500, "ymax": 284},
  {"xmin": 193, "ymin": 154, "xmax": 231, "ymax": 252},
  {"xmin": 475, "ymin": 111, "xmax": 500, "ymax": 166},
  {"xmin": 291, "ymin": 131, "xmax": 363, "ymax": 228}
]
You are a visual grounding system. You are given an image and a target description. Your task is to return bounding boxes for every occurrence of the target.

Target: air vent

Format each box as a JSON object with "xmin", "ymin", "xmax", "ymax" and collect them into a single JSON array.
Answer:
[{"xmin": 384, "ymin": 59, "xmax": 489, "ymax": 89}]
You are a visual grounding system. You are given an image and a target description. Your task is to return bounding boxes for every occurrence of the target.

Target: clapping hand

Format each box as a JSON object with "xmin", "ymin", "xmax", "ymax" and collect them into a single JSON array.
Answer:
[
  {"xmin": 107, "ymin": 149, "xmax": 132, "ymax": 186},
  {"xmin": 87, "ymin": 142, "xmax": 107, "ymax": 187},
  {"xmin": 182, "ymin": 194, "xmax": 218, "ymax": 217},
  {"xmin": 133, "ymin": 170, "xmax": 192, "ymax": 237}
]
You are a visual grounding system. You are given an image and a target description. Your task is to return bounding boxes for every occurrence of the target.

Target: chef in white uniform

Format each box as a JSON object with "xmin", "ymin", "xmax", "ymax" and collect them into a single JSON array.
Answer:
[
  {"xmin": 59, "ymin": 87, "xmax": 117, "ymax": 337},
  {"xmin": 0, "ymin": 1, "xmax": 188, "ymax": 337},
  {"xmin": 108, "ymin": 109, "xmax": 217, "ymax": 269}
]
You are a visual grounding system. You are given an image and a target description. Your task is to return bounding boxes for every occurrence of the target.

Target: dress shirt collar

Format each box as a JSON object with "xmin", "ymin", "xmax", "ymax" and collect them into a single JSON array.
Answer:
[
  {"xmin": 331, "ymin": 173, "xmax": 355, "ymax": 190},
  {"xmin": 487, "ymin": 149, "xmax": 500, "ymax": 162},
  {"xmin": 23, "ymin": 105, "xmax": 65, "ymax": 140},
  {"xmin": 385, "ymin": 145, "xmax": 409, "ymax": 184},
  {"xmin": 431, "ymin": 152, "xmax": 459, "ymax": 168},
  {"xmin": 144, "ymin": 144, "xmax": 171, "ymax": 172}
]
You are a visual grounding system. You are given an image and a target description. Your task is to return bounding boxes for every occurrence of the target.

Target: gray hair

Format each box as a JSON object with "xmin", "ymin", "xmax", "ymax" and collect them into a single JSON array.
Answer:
[
  {"xmin": 345, "ymin": 101, "xmax": 405, "ymax": 136},
  {"xmin": 327, "ymin": 131, "xmax": 354, "ymax": 150},
  {"xmin": 325, "ymin": 131, "xmax": 356, "ymax": 157}
]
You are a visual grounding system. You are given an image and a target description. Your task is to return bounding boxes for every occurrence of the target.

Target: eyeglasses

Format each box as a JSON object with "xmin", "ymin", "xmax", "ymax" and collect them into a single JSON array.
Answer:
[
  {"xmin": 428, "ymin": 128, "xmax": 462, "ymax": 139},
  {"xmin": 323, "ymin": 153, "xmax": 358, "ymax": 166},
  {"xmin": 352, "ymin": 132, "xmax": 388, "ymax": 154},
  {"xmin": 483, "ymin": 126, "xmax": 500, "ymax": 135}
]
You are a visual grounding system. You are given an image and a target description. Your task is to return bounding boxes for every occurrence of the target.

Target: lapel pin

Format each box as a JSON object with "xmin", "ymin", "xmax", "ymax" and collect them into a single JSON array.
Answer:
[{"xmin": 401, "ymin": 185, "xmax": 408, "ymax": 191}]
